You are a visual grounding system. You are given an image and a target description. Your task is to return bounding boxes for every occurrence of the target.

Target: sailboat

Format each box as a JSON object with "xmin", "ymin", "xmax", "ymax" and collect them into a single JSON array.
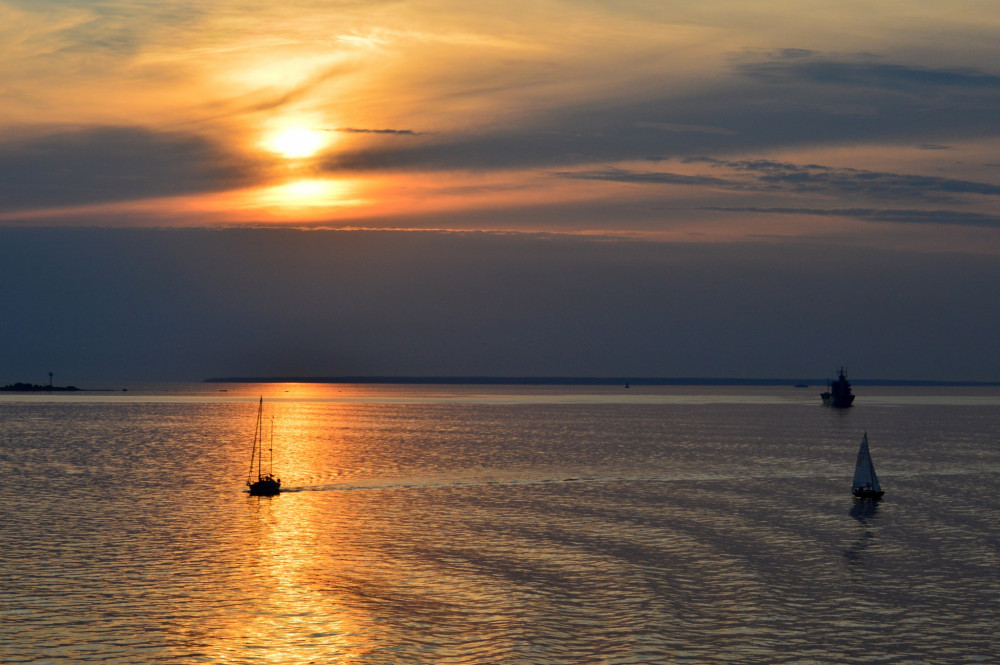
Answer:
[
  {"xmin": 852, "ymin": 432, "xmax": 884, "ymax": 500},
  {"xmin": 247, "ymin": 397, "xmax": 281, "ymax": 496}
]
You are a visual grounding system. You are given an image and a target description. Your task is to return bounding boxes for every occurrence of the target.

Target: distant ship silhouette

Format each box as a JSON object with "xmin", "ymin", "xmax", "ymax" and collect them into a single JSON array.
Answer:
[{"xmin": 821, "ymin": 367, "xmax": 855, "ymax": 408}]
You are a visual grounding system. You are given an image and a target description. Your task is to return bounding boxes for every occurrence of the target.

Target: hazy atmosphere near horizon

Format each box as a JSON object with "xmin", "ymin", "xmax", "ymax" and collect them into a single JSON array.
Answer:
[{"xmin": 2, "ymin": 0, "xmax": 1000, "ymax": 383}]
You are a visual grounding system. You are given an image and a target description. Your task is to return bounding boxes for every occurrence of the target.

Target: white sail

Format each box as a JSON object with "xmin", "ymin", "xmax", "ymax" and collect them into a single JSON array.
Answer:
[{"xmin": 852, "ymin": 433, "xmax": 882, "ymax": 492}]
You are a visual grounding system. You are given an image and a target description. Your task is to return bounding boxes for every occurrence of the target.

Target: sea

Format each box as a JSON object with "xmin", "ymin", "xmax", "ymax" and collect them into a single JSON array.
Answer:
[{"xmin": 2, "ymin": 382, "xmax": 999, "ymax": 664}]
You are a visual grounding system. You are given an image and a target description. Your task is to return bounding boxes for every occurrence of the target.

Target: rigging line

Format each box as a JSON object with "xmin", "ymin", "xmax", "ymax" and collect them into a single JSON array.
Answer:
[{"xmin": 248, "ymin": 396, "xmax": 262, "ymax": 483}]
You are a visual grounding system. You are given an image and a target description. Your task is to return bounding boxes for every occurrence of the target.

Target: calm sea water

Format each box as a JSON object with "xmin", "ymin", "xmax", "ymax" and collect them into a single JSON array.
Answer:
[{"xmin": 2, "ymin": 383, "xmax": 999, "ymax": 664}]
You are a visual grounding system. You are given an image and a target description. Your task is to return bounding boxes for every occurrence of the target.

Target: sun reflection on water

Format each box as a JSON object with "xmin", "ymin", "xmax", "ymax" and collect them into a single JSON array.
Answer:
[
  {"xmin": 214, "ymin": 395, "xmax": 381, "ymax": 662},
  {"xmin": 227, "ymin": 494, "xmax": 376, "ymax": 662}
]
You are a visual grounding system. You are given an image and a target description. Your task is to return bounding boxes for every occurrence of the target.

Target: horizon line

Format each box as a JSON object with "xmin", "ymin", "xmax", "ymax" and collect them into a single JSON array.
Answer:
[{"xmin": 202, "ymin": 376, "xmax": 1000, "ymax": 387}]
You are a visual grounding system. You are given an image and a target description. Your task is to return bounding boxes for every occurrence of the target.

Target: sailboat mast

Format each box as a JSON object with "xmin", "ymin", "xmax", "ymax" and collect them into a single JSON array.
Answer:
[
  {"xmin": 248, "ymin": 396, "xmax": 263, "ymax": 483},
  {"xmin": 269, "ymin": 415, "xmax": 274, "ymax": 475},
  {"xmin": 257, "ymin": 398, "xmax": 263, "ymax": 479}
]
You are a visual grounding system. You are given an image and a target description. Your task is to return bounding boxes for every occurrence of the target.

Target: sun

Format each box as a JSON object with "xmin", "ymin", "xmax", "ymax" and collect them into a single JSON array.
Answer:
[{"xmin": 265, "ymin": 127, "xmax": 327, "ymax": 159}]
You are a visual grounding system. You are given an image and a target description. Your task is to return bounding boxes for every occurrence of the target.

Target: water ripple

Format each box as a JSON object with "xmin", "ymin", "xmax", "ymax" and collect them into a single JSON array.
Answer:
[{"xmin": 2, "ymin": 393, "xmax": 999, "ymax": 663}]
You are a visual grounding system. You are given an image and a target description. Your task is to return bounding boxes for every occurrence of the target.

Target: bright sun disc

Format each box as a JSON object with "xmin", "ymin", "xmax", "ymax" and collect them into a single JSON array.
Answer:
[{"xmin": 266, "ymin": 127, "xmax": 326, "ymax": 159}]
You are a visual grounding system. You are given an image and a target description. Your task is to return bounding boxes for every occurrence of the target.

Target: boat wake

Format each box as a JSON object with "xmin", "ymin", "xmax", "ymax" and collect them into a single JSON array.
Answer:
[
  {"xmin": 277, "ymin": 475, "xmax": 608, "ymax": 493},
  {"xmin": 269, "ymin": 463, "xmax": 1000, "ymax": 495}
]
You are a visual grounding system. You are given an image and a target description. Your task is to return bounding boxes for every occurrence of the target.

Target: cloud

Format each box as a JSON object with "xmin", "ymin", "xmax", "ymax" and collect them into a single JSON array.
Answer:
[
  {"xmin": 4, "ymin": 1, "xmax": 204, "ymax": 64},
  {"xmin": 319, "ymin": 122, "xmax": 745, "ymax": 174},
  {"xmin": 554, "ymin": 167, "xmax": 733, "ymax": 188},
  {"xmin": 718, "ymin": 51, "xmax": 1000, "ymax": 142},
  {"xmin": 633, "ymin": 122, "xmax": 737, "ymax": 136},
  {"xmin": 691, "ymin": 157, "xmax": 1000, "ymax": 200},
  {"xmin": 336, "ymin": 128, "xmax": 424, "ymax": 136},
  {"xmin": 554, "ymin": 159, "xmax": 1000, "ymax": 204},
  {"xmin": 320, "ymin": 130, "xmax": 588, "ymax": 172},
  {"xmin": 237, "ymin": 64, "xmax": 354, "ymax": 114},
  {"xmin": 702, "ymin": 206, "xmax": 1000, "ymax": 228},
  {"xmin": 0, "ymin": 125, "xmax": 254, "ymax": 210},
  {"xmin": 738, "ymin": 53, "xmax": 1000, "ymax": 92},
  {"xmin": 316, "ymin": 50, "xmax": 1000, "ymax": 176},
  {"xmin": 548, "ymin": 158, "xmax": 1000, "ymax": 231}
]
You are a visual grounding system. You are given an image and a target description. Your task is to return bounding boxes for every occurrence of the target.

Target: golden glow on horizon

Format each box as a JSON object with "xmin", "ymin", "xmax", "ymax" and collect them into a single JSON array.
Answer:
[
  {"xmin": 275, "ymin": 179, "xmax": 336, "ymax": 199},
  {"xmin": 239, "ymin": 178, "xmax": 366, "ymax": 217}
]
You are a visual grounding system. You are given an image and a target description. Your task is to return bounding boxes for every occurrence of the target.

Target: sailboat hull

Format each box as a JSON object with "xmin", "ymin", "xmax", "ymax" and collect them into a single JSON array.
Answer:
[
  {"xmin": 248, "ymin": 477, "xmax": 281, "ymax": 496},
  {"xmin": 852, "ymin": 487, "xmax": 884, "ymax": 500}
]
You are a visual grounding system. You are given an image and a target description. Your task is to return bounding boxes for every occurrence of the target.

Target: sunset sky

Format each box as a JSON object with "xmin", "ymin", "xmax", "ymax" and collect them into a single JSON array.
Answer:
[{"xmin": 2, "ymin": 1, "xmax": 999, "ymax": 382}]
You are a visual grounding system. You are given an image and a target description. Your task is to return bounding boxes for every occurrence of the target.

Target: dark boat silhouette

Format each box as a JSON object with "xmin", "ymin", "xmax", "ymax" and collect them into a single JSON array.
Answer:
[
  {"xmin": 852, "ymin": 432, "xmax": 884, "ymax": 500},
  {"xmin": 821, "ymin": 367, "xmax": 855, "ymax": 408},
  {"xmin": 246, "ymin": 397, "xmax": 281, "ymax": 496}
]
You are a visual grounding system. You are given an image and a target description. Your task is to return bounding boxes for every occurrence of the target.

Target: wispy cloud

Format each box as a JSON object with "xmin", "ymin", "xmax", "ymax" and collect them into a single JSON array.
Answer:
[
  {"xmin": 702, "ymin": 206, "xmax": 1000, "ymax": 228},
  {"xmin": 232, "ymin": 64, "xmax": 354, "ymax": 114},
  {"xmin": 313, "ymin": 47, "xmax": 1000, "ymax": 178},
  {"xmin": 737, "ymin": 51, "xmax": 1000, "ymax": 91},
  {"xmin": 633, "ymin": 122, "xmax": 737, "ymax": 136},
  {"xmin": 336, "ymin": 127, "xmax": 424, "ymax": 135},
  {"xmin": 555, "ymin": 168, "xmax": 733, "ymax": 188},
  {"xmin": 555, "ymin": 159, "xmax": 1000, "ymax": 203},
  {"xmin": 691, "ymin": 157, "xmax": 1000, "ymax": 201}
]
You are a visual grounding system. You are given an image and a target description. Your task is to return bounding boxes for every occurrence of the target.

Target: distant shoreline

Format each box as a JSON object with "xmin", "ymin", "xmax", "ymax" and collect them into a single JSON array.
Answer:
[
  {"xmin": 1, "ymin": 382, "xmax": 81, "ymax": 392},
  {"xmin": 202, "ymin": 376, "xmax": 1000, "ymax": 387},
  {"xmin": 0, "ymin": 382, "xmax": 126, "ymax": 393}
]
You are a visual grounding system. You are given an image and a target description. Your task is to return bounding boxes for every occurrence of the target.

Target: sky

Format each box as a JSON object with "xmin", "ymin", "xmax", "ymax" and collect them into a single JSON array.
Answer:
[{"xmin": 1, "ymin": 0, "xmax": 999, "ymax": 383}]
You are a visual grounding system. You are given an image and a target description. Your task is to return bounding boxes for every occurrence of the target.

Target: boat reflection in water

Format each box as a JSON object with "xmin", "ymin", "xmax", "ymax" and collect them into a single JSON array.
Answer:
[
  {"xmin": 849, "ymin": 497, "xmax": 880, "ymax": 522},
  {"xmin": 844, "ymin": 494, "xmax": 881, "ymax": 565}
]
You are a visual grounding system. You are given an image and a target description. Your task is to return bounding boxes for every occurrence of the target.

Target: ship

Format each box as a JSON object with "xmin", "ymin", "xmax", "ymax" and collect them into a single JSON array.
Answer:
[{"xmin": 821, "ymin": 366, "xmax": 855, "ymax": 408}]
